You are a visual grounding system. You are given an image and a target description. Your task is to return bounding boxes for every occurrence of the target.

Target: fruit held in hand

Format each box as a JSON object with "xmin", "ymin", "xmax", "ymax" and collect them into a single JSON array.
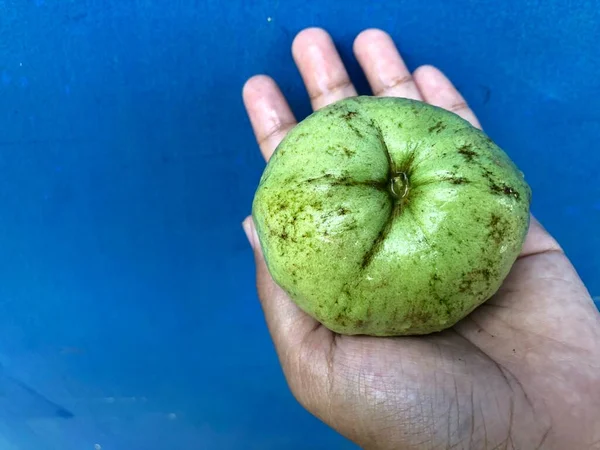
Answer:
[{"xmin": 252, "ymin": 97, "xmax": 531, "ymax": 336}]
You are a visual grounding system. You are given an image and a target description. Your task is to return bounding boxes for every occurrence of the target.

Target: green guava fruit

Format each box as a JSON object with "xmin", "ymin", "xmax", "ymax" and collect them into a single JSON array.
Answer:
[{"xmin": 251, "ymin": 96, "xmax": 531, "ymax": 336}]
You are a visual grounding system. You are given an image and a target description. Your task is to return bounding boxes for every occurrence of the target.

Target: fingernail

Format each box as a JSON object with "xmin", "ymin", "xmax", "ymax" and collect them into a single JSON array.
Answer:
[{"xmin": 242, "ymin": 217, "xmax": 256, "ymax": 249}]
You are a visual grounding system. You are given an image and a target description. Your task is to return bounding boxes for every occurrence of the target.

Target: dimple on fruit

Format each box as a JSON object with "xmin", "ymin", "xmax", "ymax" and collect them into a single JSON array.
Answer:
[{"xmin": 252, "ymin": 96, "xmax": 531, "ymax": 336}]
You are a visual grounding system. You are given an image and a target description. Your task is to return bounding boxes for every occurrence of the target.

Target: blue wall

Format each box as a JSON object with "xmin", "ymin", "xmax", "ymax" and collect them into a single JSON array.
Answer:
[{"xmin": 0, "ymin": 0, "xmax": 598, "ymax": 448}]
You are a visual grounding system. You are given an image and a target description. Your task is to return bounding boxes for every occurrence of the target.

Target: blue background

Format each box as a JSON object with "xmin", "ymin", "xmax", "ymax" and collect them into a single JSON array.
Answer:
[{"xmin": 0, "ymin": 0, "xmax": 598, "ymax": 448}]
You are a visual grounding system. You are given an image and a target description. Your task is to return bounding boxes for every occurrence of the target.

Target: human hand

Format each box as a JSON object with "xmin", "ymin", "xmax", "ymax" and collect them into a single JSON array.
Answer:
[{"xmin": 242, "ymin": 28, "xmax": 600, "ymax": 450}]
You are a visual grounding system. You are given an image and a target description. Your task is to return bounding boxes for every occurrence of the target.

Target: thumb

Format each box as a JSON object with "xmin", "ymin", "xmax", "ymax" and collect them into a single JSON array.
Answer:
[
  {"xmin": 519, "ymin": 214, "xmax": 562, "ymax": 258},
  {"xmin": 242, "ymin": 217, "xmax": 342, "ymax": 426},
  {"xmin": 242, "ymin": 216, "xmax": 322, "ymax": 357}
]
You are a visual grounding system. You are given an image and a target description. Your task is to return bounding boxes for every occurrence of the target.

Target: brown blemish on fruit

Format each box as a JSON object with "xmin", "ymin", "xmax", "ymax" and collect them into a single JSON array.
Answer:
[
  {"xmin": 311, "ymin": 199, "xmax": 324, "ymax": 210},
  {"xmin": 331, "ymin": 178, "xmax": 388, "ymax": 191},
  {"xmin": 480, "ymin": 167, "xmax": 521, "ymax": 200},
  {"xmin": 459, "ymin": 267, "xmax": 493, "ymax": 294},
  {"xmin": 347, "ymin": 121, "xmax": 363, "ymax": 138},
  {"xmin": 428, "ymin": 121, "xmax": 446, "ymax": 134},
  {"xmin": 342, "ymin": 146, "xmax": 355, "ymax": 157},
  {"xmin": 441, "ymin": 175, "xmax": 469, "ymax": 185},
  {"xmin": 325, "ymin": 145, "xmax": 356, "ymax": 158},
  {"xmin": 289, "ymin": 132, "xmax": 308, "ymax": 145},
  {"xmin": 489, "ymin": 214, "xmax": 501, "ymax": 227},
  {"xmin": 340, "ymin": 286, "xmax": 351, "ymax": 301},
  {"xmin": 343, "ymin": 222, "xmax": 358, "ymax": 232},
  {"xmin": 372, "ymin": 277, "xmax": 390, "ymax": 290},
  {"xmin": 488, "ymin": 213, "xmax": 509, "ymax": 245},
  {"xmin": 406, "ymin": 309, "xmax": 433, "ymax": 325},
  {"xmin": 489, "ymin": 181, "xmax": 521, "ymax": 200},
  {"xmin": 333, "ymin": 305, "xmax": 352, "ymax": 328},
  {"xmin": 451, "ymin": 177, "xmax": 469, "ymax": 185},
  {"xmin": 501, "ymin": 185, "xmax": 520, "ymax": 199},
  {"xmin": 459, "ymin": 278, "xmax": 473, "ymax": 294},
  {"xmin": 342, "ymin": 111, "xmax": 357, "ymax": 120},
  {"xmin": 457, "ymin": 144, "xmax": 478, "ymax": 161},
  {"xmin": 434, "ymin": 293, "xmax": 451, "ymax": 309}
]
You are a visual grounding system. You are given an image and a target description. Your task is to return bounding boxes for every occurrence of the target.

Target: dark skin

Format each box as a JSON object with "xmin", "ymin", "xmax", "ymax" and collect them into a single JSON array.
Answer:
[{"xmin": 242, "ymin": 28, "xmax": 600, "ymax": 449}]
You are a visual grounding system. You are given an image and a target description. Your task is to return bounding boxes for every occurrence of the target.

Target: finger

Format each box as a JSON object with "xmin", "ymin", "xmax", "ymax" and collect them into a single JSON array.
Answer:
[
  {"xmin": 353, "ymin": 29, "xmax": 423, "ymax": 100},
  {"xmin": 519, "ymin": 215, "xmax": 562, "ymax": 258},
  {"xmin": 242, "ymin": 216, "xmax": 322, "ymax": 357},
  {"xmin": 292, "ymin": 28, "xmax": 358, "ymax": 110},
  {"xmin": 413, "ymin": 65, "xmax": 482, "ymax": 129},
  {"xmin": 242, "ymin": 75, "xmax": 297, "ymax": 161}
]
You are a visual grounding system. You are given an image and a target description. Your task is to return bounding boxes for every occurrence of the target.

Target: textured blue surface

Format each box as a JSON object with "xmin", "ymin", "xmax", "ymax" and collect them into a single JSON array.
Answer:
[{"xmin": 0, "ymin": 0, "xmax": 598, "ymax": 448}]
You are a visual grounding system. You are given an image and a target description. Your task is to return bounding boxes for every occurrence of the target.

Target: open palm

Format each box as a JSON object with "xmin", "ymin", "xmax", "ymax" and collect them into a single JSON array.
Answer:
[{"xmin": 242, "ymin": 28, "xmax": 600, "ymax": 450}]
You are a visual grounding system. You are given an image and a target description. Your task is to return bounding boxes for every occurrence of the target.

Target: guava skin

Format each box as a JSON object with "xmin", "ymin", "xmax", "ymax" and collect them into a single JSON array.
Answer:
[{"xmin": 252, "ymin": 96, "xmax": 531, "ymax": 336}]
